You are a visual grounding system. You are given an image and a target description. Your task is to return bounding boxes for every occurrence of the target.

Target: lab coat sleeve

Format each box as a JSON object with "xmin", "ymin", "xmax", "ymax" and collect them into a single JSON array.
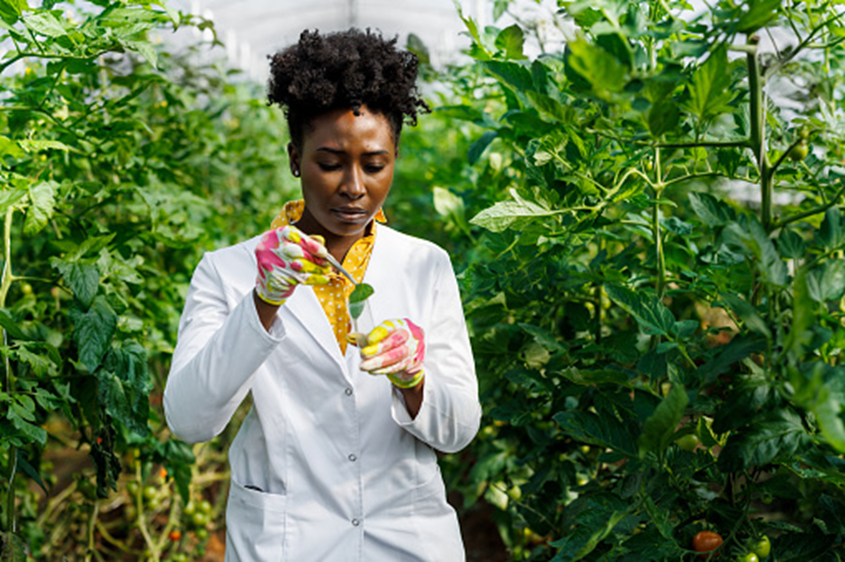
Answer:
[
  {"xmin": 164, "ymin": 253, "xmax": 286, "ymax": 443},
  {"xmin": 391, "ymin": 253, "xmax": 481, "ymax": 453}
]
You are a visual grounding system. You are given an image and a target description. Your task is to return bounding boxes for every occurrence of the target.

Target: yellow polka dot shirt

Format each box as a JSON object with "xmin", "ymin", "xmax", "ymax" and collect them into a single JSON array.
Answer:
[{"xmin": 270, "ymin": 200, "xmax": 386, "ymax": 354}]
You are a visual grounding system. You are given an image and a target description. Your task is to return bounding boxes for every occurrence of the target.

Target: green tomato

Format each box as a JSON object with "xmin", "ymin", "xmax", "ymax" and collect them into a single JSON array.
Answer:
[
  {"xmin": 748, "ymin": 536, "xmax": 771, "ymax": 559},
  {"xmin": 788, "ymin": 140, "xmax": 809, "ymax": 161},
  {"xmin": 143, "ymin": 485, "xmax": 157, "ymax": 501},
  {"xmin": 21, "ymin": 283, "xmax": 33, "ymax": 296},
  {"xmin": 737, "ymin": 553, "xmax": 759, "ymax": 562},
  {"xmin": 148, "ymin": 496, "xmax": 162, "ymax": 510},
  {"xmin": 183, "ymin": 503, "xmax": 196, "ymax": 516},
  {"xmin": 676, "ymin": 434, "xmax": 700, "ymax": 452},
  {"xmin": 195, "ymin": 527, "xmax": 209, "ymax": 540},
  {"xmin": 199, "ymin": 500, "xmax": 212, "ymax": 514},
  {"xmin": 191, "ymin": 511, "xmax": 209, "ymax": 528},
  {"xmin": 126, "ymin": 481, "xmax": 139, "ymax": 496}
]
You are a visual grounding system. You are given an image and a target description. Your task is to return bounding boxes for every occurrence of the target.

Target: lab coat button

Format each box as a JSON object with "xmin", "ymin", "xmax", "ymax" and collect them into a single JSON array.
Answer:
[
  {"xmin": 348, "ymin": 454, "xmax": 357, "ymax": 462},
  {"xmin": 352, "ymin": 518, "xmax": 360, "ymax": 526},
  {"xmin": 345, "ymin": 388, "xmax": 353, "ymax": 396}
]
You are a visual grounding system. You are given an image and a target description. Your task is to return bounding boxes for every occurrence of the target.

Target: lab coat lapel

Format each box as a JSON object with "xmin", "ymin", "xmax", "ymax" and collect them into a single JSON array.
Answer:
[
  {"xmin": 362, "ymin": 226, "xmax": 396, "ymax": 326},
  {"xmin": 282, "ymin": 286, "xmax": 346, "ymax": 373}
]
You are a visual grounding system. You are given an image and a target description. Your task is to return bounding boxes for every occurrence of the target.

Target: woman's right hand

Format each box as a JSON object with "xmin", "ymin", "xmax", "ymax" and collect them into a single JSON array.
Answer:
[{"xmin": 254, "ymin": 225, "xmax": 331, "ymax": 306}]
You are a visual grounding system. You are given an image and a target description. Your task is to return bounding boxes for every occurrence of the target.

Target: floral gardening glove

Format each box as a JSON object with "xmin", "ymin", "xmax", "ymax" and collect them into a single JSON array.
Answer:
[
  {"xmin": 254, "ymin": 225, "xmax": 331, "ymax": 306},
  {"xmin": 359, "ymin": 318, "xmax": 425, "ymax": 388}
]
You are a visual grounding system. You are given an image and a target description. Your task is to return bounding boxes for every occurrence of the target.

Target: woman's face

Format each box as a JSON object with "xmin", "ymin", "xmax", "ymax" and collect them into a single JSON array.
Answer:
[{"xmin": 288, "ymin": 105, "xmax": 396, "ymax": 254}]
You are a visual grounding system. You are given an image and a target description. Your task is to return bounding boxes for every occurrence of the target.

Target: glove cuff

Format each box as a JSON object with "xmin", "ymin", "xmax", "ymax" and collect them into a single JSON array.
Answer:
[
  {"xmin": 254, "ymin": 285, "xmax": 288, "ymax": 307},
  {"xmin": 387, "ymin": 369, "xmax": 424, "ymax": 389}
]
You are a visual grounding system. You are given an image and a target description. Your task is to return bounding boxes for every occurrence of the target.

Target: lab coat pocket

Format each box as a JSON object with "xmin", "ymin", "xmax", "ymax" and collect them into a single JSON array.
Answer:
[
  {"xmin": 224, "ymin": 478, "xmax": 287, "ymax": 561},
  {"xmin": 410, "ymin": 463, "xmax": 447, "ymax": 519}
]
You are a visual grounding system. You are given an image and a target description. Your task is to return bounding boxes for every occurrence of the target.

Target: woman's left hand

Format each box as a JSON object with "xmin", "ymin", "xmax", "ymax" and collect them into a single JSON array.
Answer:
[{"xmin": 359, "ymin": 318, "xmax": 425, "ymax": 388}]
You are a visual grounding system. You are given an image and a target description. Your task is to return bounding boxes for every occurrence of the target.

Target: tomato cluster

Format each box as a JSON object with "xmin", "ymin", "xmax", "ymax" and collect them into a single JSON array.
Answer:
[{"xmin": 691, "ymin": 531, "xmax": 772, "ymax": 561}]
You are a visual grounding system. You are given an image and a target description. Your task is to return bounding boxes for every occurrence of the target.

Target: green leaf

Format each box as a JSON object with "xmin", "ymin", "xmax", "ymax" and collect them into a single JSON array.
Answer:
[
  {"xmin": 647, "ymin": 98, "xmax": 680, "ymax": 137},
  {"xmin": 17, "ymin": 450, "xmax": 48, "ymax": 494},
  {"xmin": 24, "ymin": 181, "xmax": 56, "ymax": 235},
  {"xmin": 672, "ymin": 320, "xmax": 699, "ymax": 339},
  {"xmin": 605, "ymin": 284, "xmax": 675, "ymax": 336},
  {"xmin": 811, "ymin": 387, "xmax": 845, "ymax": 453},
  {"xmin": 684, "ymin": 46, "xmax": 734, "ymax": 121},
  {"xmin": 470, "ymin": 190, "xmax": 558, "ymax": 232},
  {"xmin": 126, "ymin": 39, "xmax": 158, "ymax": 69},
  {"xmin": 777, "ymin": 227, "xmax": 806, "ymax": 259},
  {"xmin": 0, "ymin": 135, "xmax": 24, "ymax": 158},
  {"xmin": 0, "ymin": 188, "xmax": 27, "ymax": 214},
  {"xmin": 0, "ymin": 530, "xmax": 27, "ymax": 562},
  {"xmin": 718, "ymin": 409, "xmax": 806, "ymax": 472},
  {"xmin": 348, "ymin": 283, "xmax": 374, "ymax": 319},
  {"xmin": 18, "ymin": 139, "xmax": 71, "ymax": 153},
  {"xmin": 90, "ymin": 429, "xmax": 121, "ymax": 498},
  {"xmin": 817, "ymin": 207, "xmax": 844, "ymax": 250},
  {"xmin": 724, "ymin": 217, "xmax": 787, "ymax": 287},
  {"xmin": 24, "ymin": 11, "xmax": 67, "ymax": 37},
  {"xmin": 696, "ymin": 335, "xmax": 766, "ymax": 384},
  {"xmin": 549, "ymin": 493, "xmax": 629, "ymax": 560},
  {"xmin": 69, "ymin": 297, "xmax": 117, "ymax": 372},
  {"xmin": 432, "ymin": 187, "xmax": 470, "ymax": 235},
  {"xmin": 0, "ymin": 0, "xmax": 28, "ymax": 19},
  {"xmin": 481, "ymin": 60, "xmax": 535, "ymax": 93},
  {"xmin": 468, "ymin": 130, "xmax": 498, "ymax": 165},
  {"xmin": 494, "ymin": 24, "xmax": 526, "ymax": 59},
  {"xmin": 99, "ymin": 341, "xmax": 151, "ymax": 437},
  {"xmin": 806, "ymin": 260, "xmax": 845, "ymax": 303},
  {"xmin": 567, "ymin": 37, "xmax": 628, "ymax": 98},
  {"xmin": 638, "ymin": 385, "xmax": 688, "ymax": 457},
  {"xmin": 737, "ymin": 0, "xmax": 782, "ymax": 33},
  {"xmin": 689, "ymin": 191, "xmax": 734, "ymax": 227},
  {"xmin": 7, "ymin": 401, "xmax": 47, "ymax": 446},
  {"xmin": 0, "ymin": 308, "xmax": 31, "ymax": 340},
  {"xmin": 785, "ymin": 270, "xmax": 815, "ymax": 359},
  {"xmin": 52, "ymin": 260, "xmax": 99, "ymax": 309},
  {"xmin": 718, "ymin": 293, "xmax": 771, "ymax": 339},
  {"xmin": 553, "ymin": 410, "xmax": 639, "ymax": 456}
]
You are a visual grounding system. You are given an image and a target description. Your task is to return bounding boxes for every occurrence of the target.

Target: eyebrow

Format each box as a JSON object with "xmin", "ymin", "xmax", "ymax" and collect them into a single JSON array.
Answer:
[{"xmin": 315, "ymin": 147, "xmax": 390, "ymax": 156}]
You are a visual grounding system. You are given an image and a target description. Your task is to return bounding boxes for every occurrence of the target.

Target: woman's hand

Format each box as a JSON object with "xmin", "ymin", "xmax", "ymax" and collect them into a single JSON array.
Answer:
[
  {"xmin": 359, "ymin": 318, "xmax": 425, "ymax": 388},
  {"xmin": 254, "ymin": 225, "xmax": 331, "ymax": 306}
]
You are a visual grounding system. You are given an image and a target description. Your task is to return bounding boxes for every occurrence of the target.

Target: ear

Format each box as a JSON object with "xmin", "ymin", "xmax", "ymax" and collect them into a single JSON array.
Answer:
[{"xmin": 287, "ymin": 142, "xmax": 301, "ymax": 176}]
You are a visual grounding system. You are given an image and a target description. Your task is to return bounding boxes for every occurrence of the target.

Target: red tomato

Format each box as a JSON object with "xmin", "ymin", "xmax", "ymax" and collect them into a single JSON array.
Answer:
[{"xmin": 693, "ymin": 530, "xmax": 723, "ymax": 558}]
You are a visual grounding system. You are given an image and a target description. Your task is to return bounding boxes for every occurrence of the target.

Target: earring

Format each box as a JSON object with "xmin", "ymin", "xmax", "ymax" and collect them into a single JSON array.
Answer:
[{"xmin": 292, "ymin": 168, "xmax": 300, "ymax": 177}]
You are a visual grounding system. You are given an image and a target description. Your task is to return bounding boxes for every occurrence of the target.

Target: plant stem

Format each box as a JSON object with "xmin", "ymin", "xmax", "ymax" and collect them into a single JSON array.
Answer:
[
  {"xmin": 135, "ymin": 460, "xmax": 159, "ymax": 562},
  {"xmin": 746, "ymin": 42, "xmax": 773, "ymax": 231},
  {"xmin": 654, "ymin": 147, "xmax": 666, "ymax": 299},
  {"xmin": 2, "ymin": 206, "xmax": 14, "ymax": 535}
]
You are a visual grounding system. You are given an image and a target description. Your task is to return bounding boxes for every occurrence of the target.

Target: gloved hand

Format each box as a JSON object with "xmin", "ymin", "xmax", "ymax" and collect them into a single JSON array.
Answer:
[
  {"xmin": 359, "ymin": 318, "xmax": 425, "ymax": 388},
  {"xmin": 254, "ymin": 225, "xmax": 331, "ymax": 306}
]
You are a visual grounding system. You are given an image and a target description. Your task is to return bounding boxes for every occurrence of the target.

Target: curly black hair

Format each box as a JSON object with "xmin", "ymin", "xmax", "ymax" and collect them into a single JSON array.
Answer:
[{"xmin": 268, "ymin": 28, "xmax": 430, "ymax": 148}]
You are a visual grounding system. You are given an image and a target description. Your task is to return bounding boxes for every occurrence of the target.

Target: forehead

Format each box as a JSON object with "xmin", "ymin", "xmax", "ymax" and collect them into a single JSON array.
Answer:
[{"xmin": 302, "ymin": 107, "xmax": 396, "ymax": 153}]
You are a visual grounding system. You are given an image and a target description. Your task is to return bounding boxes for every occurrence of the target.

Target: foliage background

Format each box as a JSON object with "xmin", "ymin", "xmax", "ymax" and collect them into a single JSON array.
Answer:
[{"xmin": 2, "ymin": 0, "xmax": 845, "ymax": 561}]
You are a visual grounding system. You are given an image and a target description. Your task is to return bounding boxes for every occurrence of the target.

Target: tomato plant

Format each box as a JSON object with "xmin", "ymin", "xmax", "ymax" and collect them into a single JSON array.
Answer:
[
  {"xmin": 425, "ymin": 0, "xmax": 845, "ymax": 559},
  {"xmin": 0, "ymin": 1, "xmax": 297, "ymax": 559}
]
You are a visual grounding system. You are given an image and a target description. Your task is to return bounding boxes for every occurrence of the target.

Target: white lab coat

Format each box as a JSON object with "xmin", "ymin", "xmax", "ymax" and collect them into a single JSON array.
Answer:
[{"xmin": 163, "ymin": 225, "xmax": 481, "ymax": 561}]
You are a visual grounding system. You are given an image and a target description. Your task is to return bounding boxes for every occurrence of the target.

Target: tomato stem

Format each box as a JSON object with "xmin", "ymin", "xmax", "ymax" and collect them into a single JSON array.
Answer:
[{"xmin": 2, "ymin": 206, "xmax": 15, "ymax": 535}]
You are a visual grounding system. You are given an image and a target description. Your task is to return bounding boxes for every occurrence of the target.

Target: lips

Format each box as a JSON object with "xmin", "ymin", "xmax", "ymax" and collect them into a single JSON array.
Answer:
[{"xmin": 331, "ymin": 207, "xmax": 369, "ymax": 223}]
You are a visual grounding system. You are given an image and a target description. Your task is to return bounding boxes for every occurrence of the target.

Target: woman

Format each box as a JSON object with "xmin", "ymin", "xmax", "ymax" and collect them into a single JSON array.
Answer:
[{"xmin": 163, "ymin": 28, "xmax": 481, "ymax": 561}]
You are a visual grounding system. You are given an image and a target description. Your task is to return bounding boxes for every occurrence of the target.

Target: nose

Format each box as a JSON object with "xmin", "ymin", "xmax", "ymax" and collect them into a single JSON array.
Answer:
[{"xmin": 340, "ymin": 165, "xmax": 366, "ymax": 199}]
